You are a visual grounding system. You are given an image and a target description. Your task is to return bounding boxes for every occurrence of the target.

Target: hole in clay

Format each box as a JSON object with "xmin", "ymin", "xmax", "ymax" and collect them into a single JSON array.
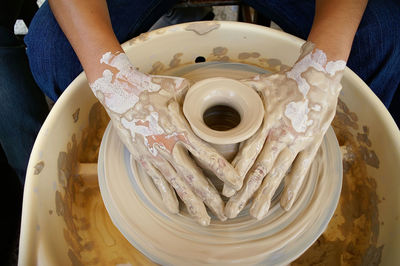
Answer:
[
  {"xmin": 195, "ymin": 56, "xmax": 206, "ymax": 63},
  {"xmin": 203, "ymin": 105, "xmax": 241, "ymax": 131}
]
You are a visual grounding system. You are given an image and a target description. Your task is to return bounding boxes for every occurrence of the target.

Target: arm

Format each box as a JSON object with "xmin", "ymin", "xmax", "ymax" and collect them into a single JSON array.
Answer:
[
  {"xmin": 49, "ymin": 0, "xmax": 241, "ymax": 225},
  {"xmin": 226, "ymin": 1, "xmax": 368, "ymax": 219},
  {"xmin": 308, "ymin": 0, "xmax": 368, "ymax": 61},
  {"xmin": 49, "ymin": 0, "xmax": 122, "ymax": 82}
]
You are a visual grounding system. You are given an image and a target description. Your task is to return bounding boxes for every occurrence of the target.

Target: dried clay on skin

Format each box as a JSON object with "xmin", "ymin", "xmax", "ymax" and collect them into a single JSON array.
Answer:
[
  {"xmin": 89, "ymin": 52, "xmax": 240, "ymax": 225},
  {"xmin": 225, "ymin": 42, "xmax": 346, "ymax": 219}
]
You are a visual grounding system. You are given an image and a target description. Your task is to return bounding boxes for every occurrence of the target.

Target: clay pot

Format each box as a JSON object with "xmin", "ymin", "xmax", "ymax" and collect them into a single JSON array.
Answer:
[{"xmin": 183, "ymin": 77, "xmax": 264, "ymax": 160}]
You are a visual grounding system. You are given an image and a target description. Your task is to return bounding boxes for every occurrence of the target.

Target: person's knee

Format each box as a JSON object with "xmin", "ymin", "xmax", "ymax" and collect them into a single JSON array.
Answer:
[
  {"xmin": 25, "ymin": 1, "xmax": 82, "ymax": 101},
  {"xmin": 24, "ymin": 2, "xmax": 59, "ymax": 100}
]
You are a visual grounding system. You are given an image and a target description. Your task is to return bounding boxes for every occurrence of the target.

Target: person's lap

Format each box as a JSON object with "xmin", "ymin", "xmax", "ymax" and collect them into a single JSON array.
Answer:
[{"xmin": 26, "ymin": 0, "xmax": 400, "ymax": 124}]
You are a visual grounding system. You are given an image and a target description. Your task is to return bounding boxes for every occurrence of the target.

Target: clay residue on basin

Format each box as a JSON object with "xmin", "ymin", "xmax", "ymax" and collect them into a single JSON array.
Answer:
[
  {"xmin": 72, "ymin": 108, "xmax": 80, "ymax": 123},
  {"xmin": 147, "ymin": 47, "xmax": 286, "ymax": 77},
  {"xmin": 238, "ymin": 52, "xmax": 260, "ymax": 60},
  {"xmin": 293, "ymin": 98, "xmax": 382, "ymax": 266},
  {"xmin": 169, "ymin": 53, "xmax": 183, "ymax": 68},
  {"xmin": 185, "ymin": 21, "xmax": 220, "ymax": 35},
  {"xmin": 55, "ymin": 102, "xmax": 153, "ymax": 265},
  {"xmin": 33, "ymin": 161, "xmax": 45, "ymax": 175}
]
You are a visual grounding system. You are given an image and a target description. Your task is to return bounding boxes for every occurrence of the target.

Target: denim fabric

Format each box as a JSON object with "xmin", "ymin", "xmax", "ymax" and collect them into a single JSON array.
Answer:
[
  {"xmin": 25, "ymin": 0, "xmax": 178, "ymax": 102},
  {"xmin": 244, "ymin": 0, "xmax": 400, "ymax": 124},
  {"xmin": 26, "ymin": 0, "xmax": 400, "ymax": 124},
  {"xmin": 0, "ymin": 27, "xmax": 48, "ymax": 183},
  {"xmin": 0, "ymin": 0, "xmax": 48, "ymax": 263}
]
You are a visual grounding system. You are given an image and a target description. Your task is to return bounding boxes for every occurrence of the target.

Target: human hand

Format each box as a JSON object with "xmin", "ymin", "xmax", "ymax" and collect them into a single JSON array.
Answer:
[
  {"xmin": 90, "ymin": 52, "xmax": 241, "ymax": 225},
  {"xmin": 225, "ymin": 42, "xmax": 346, "ymax": 220}
]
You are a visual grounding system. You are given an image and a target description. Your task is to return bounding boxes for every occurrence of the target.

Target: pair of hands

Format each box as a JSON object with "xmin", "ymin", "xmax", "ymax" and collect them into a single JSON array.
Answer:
[{"xmin": 90, "ymin": 42, "xmax": 345, "ymax": 225}]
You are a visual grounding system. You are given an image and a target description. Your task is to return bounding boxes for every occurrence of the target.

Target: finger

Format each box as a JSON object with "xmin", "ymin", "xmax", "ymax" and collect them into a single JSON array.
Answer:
[
  {"xmin": 151, "ymin": 75, "xmax": 191, "ymax": 103},
  {"xmin": 185, "ymin": 139, "xmax": 241, "ymax": 190},
  {"xmin": 136, "ymin": 157, "xmax": 179, "ymax": 214},
  {"xmin": 167, "ymin": 100, "xmax": 241, "ymax": 190},
  {"xmin": 280, "ymin": 135, "xmax": 324, "ymax": 211},
  {"xmin": 225, "ymin": 163, "xmax": 269, "ymax": 219},
  {"xmin": 225, "ymin": 139, "xmax": 286, "ymax": 219},
  {"xmin": 239, "ymin": 73, "xmax": 281, "ymax": 93},
  {"xmin": 171, "ymin": 144, "xmax": 226, "ymax": 221},
  {"xmin": 223, "ymin": 119, "xmax": 271, "ymax": 197},
  {"xmin": 240, "ymin": 75, "xmax": 269, "ymax": 93},
  {"xmin": 152, "ymin": 155, "xmax": 211, "ymax": 226},
  {"xmin": 250, "ymin": 148, "xmax": 297, "ymax": 220}
]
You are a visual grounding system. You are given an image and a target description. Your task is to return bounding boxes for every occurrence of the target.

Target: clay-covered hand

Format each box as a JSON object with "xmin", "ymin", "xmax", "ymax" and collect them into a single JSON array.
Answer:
[
  {"xmin": 225, "ymin": 42, "xmax": 346, "ymax": 219},
  {"xmin": 90, "ymin": 52, "xmax": 241, "ymax": 225}
]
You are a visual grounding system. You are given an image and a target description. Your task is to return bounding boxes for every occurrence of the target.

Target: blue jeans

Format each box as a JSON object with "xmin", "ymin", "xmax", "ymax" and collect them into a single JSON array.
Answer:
[
  {"xmin": 1, "ymin": 18, "xmax": 48, "ymax": 184},
  {"xmin": 0, "ymin": 0, "xmax": 49, "ymax": 262},
  {"xmin": 25, "ymin": 0, "xmax": 400, "ymax": 124}
]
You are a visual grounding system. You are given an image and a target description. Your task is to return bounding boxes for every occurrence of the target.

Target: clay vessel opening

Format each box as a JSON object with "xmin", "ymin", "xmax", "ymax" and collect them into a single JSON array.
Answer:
[{"xmin": 203, "ymin": 105, "xmax": 241, "ymax": 131}]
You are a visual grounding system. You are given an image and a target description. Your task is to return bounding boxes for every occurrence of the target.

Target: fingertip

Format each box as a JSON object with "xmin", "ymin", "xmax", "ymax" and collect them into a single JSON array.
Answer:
[
  {"xmin": 218, "ymin": 214, "xmax": 227, "ymax": 222},
  {"xmin": 225, "ymin": 209, "xmax": 238, "ymax": 220},
  {"xmin": 250, "ymin": 201, "xmax": 270, "ymax": 220},
  {"xmin": 224, "ymin": 201, "xmax": 240, "ymax": 219},
  {"xmin": 219, "ymin": 165, "xmax": 242, "ymax": 191},
  {"xmin": 280, "ymin": 190, "xmax": 294, "ymax": 211},
  {"xmin": 222, "ymin": 185, "xmax": 236, "ymax": 197},
  {"xmin": 166, "ymin": 202, "xmax": 180, "ymax": 214},
  {"xmin": 198, "ymin": 216, "xmax": 211, "ymax": 226},
  {"xmin": 211, "ymin": 200, "xmax": 227, "ymax": 221}
]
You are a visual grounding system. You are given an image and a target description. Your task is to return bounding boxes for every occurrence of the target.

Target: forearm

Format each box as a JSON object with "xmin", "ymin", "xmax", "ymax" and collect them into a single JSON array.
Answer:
[
  {"xmin": 49, "ymin": 0, "xmax": 123, "ymax": 82},
  {"xmin": 308, "ymin": 0, "xmax": 368, "ymax": 61}
]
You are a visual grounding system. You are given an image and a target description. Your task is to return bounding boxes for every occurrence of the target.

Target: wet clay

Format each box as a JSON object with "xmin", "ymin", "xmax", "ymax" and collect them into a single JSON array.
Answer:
[{"xmin": 293, "ymin": 98, "xmax": 382, "ymax": 266}]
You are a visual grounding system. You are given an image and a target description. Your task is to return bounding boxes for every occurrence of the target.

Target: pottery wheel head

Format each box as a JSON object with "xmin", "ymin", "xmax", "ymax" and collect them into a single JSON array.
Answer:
[{"xmin": 97, "ymin": 62, "xmax": 343, "ymax": 265}]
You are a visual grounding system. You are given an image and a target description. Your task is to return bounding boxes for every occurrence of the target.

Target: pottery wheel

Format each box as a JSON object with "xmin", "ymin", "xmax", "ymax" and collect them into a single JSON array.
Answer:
[{"xmin": 98, "ymin": 62, "xmax": 343, "ymax": 265}]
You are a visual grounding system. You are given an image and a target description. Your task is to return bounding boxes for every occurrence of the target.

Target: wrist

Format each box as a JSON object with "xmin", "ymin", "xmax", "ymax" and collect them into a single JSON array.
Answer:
[{"xmin": 296, "ymin": 42, "xmax": 346, "ymax": 75}]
